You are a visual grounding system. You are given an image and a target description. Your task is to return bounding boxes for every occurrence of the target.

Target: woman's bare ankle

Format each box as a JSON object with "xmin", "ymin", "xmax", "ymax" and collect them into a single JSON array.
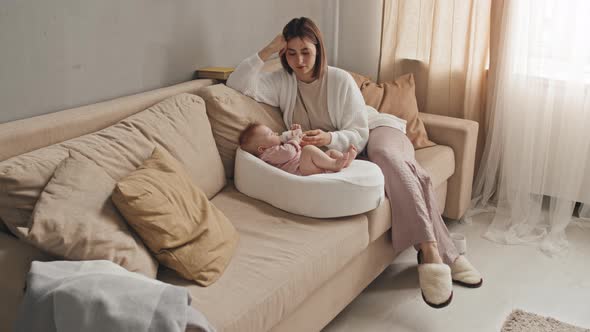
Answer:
[{"xmin": 419, "ymin": 242, "xmax": 443, "ymax": 264}]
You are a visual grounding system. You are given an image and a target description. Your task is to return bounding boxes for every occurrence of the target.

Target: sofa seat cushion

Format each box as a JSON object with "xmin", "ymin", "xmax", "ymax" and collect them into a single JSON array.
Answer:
[
  {"xmin": 414, "ymin": 144, "xmax": 455, "ymax": 189},
  {"xmin": 158, "ymin": 185, "xmax": 369, "ymax": 332},
  {"xmin": 364, "ymin": 145, "xmax": 454, "ymax": 242}
]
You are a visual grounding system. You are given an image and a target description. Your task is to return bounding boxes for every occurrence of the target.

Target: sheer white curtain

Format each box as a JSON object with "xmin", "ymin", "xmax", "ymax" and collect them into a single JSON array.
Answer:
[{"xmin": 471, "ymin": 0, "xmax": 590, "ymax": 255}]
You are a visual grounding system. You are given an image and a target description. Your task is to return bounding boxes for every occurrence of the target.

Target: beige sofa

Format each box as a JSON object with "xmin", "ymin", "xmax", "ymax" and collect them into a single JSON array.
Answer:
[{"xmin": 0, "ymin": 78, "xmax": 478, "ymax": 332}]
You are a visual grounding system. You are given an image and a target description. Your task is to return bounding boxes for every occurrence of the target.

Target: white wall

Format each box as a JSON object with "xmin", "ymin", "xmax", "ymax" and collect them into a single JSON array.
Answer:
[
  {"xmin": 0, "ymin": 0, "xmax": 337, "ymax": 123},
  {"xmin": 336, "ymin": 0, "xmax": 383, "ymax": 81}
]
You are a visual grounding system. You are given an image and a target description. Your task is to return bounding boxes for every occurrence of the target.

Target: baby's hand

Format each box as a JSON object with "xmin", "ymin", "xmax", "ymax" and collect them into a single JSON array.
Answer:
[
  {"xmin": 292, "ymin": 128, "xmax": 304, "ymax": 140},
  {"xmin": 280, "ymin": 125, "xmax": 305, "ymax": 143}
]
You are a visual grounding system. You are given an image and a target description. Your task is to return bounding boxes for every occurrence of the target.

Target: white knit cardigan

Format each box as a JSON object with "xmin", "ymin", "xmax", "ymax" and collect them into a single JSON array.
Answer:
[{"xmin": 226, "ymin": 53, "xmax": 406, "ymax": 152}]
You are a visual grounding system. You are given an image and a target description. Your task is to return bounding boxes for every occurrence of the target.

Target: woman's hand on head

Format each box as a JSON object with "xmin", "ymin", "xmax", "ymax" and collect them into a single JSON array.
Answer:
[
  {"xmin": 259, "ymin": 34, "xmax": 287, "ymax": 61},
  {"xmin": 301, "ymin": 129, "xmax": 332, "ymax": 147}
]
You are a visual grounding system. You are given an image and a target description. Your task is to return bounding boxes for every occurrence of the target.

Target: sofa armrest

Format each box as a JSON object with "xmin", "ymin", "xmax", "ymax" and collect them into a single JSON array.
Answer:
[{"xmin": 419, "ymin": 113, "xmax": 479, "ymax": 220}]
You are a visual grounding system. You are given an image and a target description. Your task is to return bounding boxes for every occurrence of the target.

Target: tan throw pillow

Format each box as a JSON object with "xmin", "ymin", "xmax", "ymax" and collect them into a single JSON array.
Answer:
[
  {"xmin": 112, "ymin": 147, "xmax": 239, "ymax": 286},
  {"xmin": 27, "ymin": 151, "xmax": 158, "ymax": 278},
  {"xmin": 196, "ymin": 84, "xmax": 286, "ymax": 178},
  {"xmin": 348, "ymin": 72, "xmax": 436, "ymax": 150}
]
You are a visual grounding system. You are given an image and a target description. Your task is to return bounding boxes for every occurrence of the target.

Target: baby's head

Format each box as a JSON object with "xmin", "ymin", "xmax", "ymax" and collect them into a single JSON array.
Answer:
[{"xmin": 239, "ymin": 123, "xmax": 281, "ymax": 156}]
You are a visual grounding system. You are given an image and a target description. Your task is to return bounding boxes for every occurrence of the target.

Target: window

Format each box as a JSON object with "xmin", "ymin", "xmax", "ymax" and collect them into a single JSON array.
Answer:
[{"xmin": 511, "ymin": 0, "xmax": 590, "ymax": 83}]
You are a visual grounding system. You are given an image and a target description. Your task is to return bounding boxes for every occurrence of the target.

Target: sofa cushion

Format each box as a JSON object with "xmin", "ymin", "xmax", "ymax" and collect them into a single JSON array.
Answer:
[
  {"xmin": 415, "ymin": 145, "xmax": 455, "ymax": 189},
  {"xmin": 119, "ymin": 93, "xmax": 226, "ymax": 197},
  {"xmin": 0, "ymin": 93, "xmax": 225, "ymax": 238},
  {"xmin": 112, "ymin": 147, "xmax": 239, "ymax": 286},
  {"xmin": 27, "ymin": 151, "xmax": 158, "ymax": 277},
  {"xmin": 158, "ymin": 185, "xmax": 369, "ymax": 332},
  {"xmin": 349, "ymin": 72, "xmax": 436, "ymax": 150},
  {"xmin": 196, "ymin": 84, "xmax": 287, "ymax": 178}
]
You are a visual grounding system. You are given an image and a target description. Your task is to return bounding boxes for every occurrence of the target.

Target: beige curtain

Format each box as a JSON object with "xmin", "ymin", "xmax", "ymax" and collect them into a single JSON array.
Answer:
[{"xmin": 379, "ymin": 0, "xmax": 491, "ymax": 166}]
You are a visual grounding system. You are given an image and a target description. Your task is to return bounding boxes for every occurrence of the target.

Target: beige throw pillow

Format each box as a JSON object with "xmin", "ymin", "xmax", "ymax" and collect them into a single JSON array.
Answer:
[
  {"xmin": 27, "ymin": 151, "xmax": 158, "ymax": 278},
  {"xmin": 112, "ymin": 147, "xmax": 239, "ymax": 286},
  {"xmin": 196, "ymin": 84, "xmax": 286, "ymax": 178},
  {"xmin": 348, "ymin": 72, "xmax": 436, "ymax": 149},
  {"xmin": 0, "ymin": 93, "xmax": 225, "ymax": 239}
]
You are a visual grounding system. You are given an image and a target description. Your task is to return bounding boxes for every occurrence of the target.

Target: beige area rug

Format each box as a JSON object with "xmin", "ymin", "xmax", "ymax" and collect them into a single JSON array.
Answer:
[{"xmin": 502, "ymin": 310, "xmax": 590, "ymax": 332}]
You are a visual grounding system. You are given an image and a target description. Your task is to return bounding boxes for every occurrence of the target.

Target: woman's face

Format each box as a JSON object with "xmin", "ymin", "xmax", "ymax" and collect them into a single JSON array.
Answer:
[{"xmin": 285, "ymin": 37, "xmax": 317, "ymax": 82}]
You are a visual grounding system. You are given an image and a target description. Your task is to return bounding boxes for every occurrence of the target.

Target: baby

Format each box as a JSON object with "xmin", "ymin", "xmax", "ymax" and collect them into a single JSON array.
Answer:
[{"xmin": 239, "ymin": 123, "xmax": 357, "ymax": 176}]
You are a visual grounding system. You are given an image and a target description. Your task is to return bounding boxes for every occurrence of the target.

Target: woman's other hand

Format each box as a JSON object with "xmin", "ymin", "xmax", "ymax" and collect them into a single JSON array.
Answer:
[
  {"xmin": 259, "ymin": 34, "xmax": 287, "ymax": 61},
  {"xmin": 301, "ymin": 129, "xmax": 332, "ymax": 147}
]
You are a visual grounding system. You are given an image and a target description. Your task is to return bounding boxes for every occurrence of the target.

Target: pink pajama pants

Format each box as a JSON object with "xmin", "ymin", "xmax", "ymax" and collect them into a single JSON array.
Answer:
[{"xmin": 367, "ymin": 127, "xmax": 459, "ymax": 265}]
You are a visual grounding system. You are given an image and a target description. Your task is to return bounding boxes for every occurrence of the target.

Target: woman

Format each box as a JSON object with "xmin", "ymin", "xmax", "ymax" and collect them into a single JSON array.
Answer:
[{"xmin": 227, "ymin": 17, "xmax": 482, "ymax": 308}]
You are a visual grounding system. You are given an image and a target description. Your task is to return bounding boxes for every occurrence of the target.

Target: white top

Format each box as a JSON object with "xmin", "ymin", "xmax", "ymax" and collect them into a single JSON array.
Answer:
[{"xmin": 227, "ymin": 53, "xmax": 406, "ymax": 152}]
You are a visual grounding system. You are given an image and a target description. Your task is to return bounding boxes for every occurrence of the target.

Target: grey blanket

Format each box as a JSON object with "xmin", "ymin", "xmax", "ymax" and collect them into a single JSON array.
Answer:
[{"xmin": 14, "ymin": 260, "xmax": 216, "ymax": 332}]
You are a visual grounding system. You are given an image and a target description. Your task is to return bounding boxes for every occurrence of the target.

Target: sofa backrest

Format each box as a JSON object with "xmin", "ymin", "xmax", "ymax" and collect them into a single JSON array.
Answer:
[
  {"xmin": 0, "ymin": 79, "xmax": 216, "ymax": 162},
  {"xmin": 0, "ymin": 79, "xmax": 219, "ymax": 234}
]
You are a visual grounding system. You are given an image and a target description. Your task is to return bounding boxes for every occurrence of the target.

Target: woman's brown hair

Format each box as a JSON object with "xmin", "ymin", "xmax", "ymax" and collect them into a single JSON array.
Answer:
[{"xmin": 280, "ymin": 17, "xmax": 327, "ymax": 79}]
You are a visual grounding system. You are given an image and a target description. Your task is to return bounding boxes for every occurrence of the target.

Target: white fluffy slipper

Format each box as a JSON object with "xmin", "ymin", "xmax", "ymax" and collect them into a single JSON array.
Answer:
[
  {"xmin": 450, "ymin": 255, "xmax": 483, "ymax": 288},
  {"xmin": 417, "ymin": 263, "xmax": 453, "ymax": 308}
]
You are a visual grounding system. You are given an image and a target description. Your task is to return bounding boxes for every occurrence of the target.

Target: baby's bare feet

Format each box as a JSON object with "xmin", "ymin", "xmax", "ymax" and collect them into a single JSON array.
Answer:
[
  {"xmin": 335, "ymin": 152, "xmax": 350, "ymax": 170},
  {"xmin": 345, "ymin": 145, "xmax": 358, "ymax": 168}
]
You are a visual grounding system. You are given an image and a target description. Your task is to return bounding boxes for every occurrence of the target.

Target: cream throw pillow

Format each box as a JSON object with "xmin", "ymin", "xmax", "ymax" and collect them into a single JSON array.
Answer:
[
  {"xmin": 112, "ymin": 147, "xmax": 239, "ymax": 286},
  {"xmin": 27, "ymin": 151, "xmax": 158, "ymax": 278}
]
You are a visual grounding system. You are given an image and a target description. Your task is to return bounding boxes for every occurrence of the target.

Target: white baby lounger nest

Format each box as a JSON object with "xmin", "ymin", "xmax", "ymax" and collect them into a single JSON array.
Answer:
[{"xmin": 234, "ymin": 147, "xmax": 385, "ymax": 218}]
